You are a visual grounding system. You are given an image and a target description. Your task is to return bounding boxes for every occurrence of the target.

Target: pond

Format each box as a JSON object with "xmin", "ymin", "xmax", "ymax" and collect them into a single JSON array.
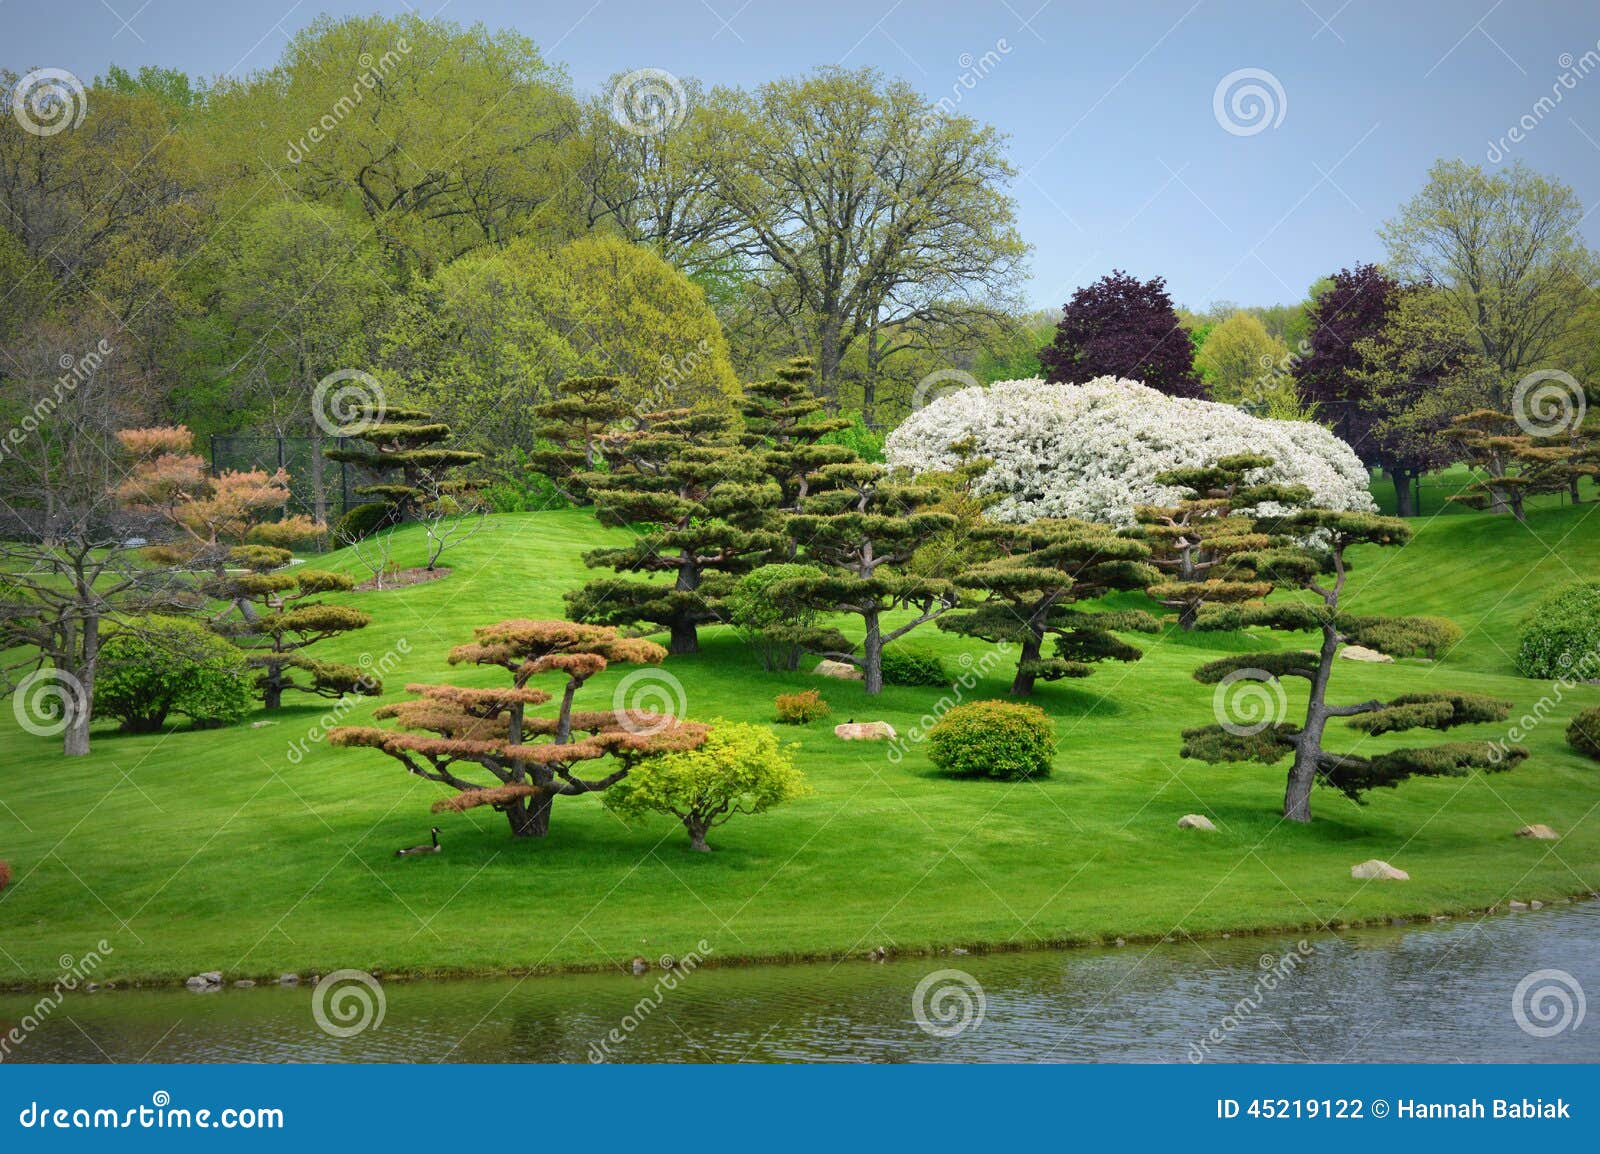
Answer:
[{"xmin": 3, "ymin": 902, "xmax": 1596, "ymax": 1063}]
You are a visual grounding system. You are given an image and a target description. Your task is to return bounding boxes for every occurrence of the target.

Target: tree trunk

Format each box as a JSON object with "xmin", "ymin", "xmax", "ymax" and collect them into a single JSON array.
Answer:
[
  {"xmin": 63, "ymin": 704, "xmax": 92, "ymax": 757},
  {"xmin": 685, "ymin": 819, "xmax": 710, "ymax": 852},
  {"xmin": 1391, "ymin": 467, "xmax": 1418, "ymax": 517},
  {"xmin": 669, "ymin": 617, "xmax": 699, "ymax": 656},
  {"xmin": 862, "ymin": 610, "xmax": 884, "ymax": 695},
  {"xmin": 1283, "ymin": 628, "xmax": 1339, "ymax": 823},
  {"xmin": 1009, "ymin": 630, "xmax": 1042, "ymax": 696},
  {"xmin": 506, "ymin": 792, "xmax": 553, "ymax": 838},
  {"xmin": 669, "ymin": 554, "xmax": 700, "ymax": 655}
]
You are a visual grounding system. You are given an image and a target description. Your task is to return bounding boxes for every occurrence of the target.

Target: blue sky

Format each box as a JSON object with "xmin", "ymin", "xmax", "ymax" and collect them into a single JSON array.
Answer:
[{"xmin": 8, "ymin": 0, "xmax": 1600, "ymax": 311}]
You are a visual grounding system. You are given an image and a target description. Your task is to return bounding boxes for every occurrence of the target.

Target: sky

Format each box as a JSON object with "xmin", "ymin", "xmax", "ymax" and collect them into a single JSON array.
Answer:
[{"xmin": 6, "ymin": 0, "xmax": 1600, "ymax": 311}]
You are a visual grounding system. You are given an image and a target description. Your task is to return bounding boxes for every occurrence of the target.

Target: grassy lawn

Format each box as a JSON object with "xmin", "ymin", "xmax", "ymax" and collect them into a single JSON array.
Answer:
[{"xmin": 2, "ymin": 497, "xmax": 1599, "ymax": 986}]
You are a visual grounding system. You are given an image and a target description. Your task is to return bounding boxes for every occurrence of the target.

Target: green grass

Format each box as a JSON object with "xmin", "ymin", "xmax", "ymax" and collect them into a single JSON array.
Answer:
[{"xmin": 1, "ymin": 498, "xmax": 1599, "ymax": 986}]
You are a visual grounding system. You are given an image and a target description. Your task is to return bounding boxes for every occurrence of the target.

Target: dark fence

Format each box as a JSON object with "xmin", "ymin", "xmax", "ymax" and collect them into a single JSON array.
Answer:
[{"xmin": 209, "ymin": 435, "xmax": 382, "ymax": 522}]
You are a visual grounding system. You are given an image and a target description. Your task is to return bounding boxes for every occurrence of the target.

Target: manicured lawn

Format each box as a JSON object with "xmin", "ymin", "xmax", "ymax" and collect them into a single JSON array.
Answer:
[{"xmin": 2, "ymin": 499, "xmax": 1598, "ymax": 985}]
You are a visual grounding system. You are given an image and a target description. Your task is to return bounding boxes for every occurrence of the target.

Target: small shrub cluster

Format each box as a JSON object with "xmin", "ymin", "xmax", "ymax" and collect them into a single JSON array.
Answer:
[
  {"xmin": 0, "ymin": 860, "xmax": 11, "ymax": 892},
  {"xmin": 1515, "ymin": 580, "xmax": 1600, "ymax": 679},
  {"xmin": 729, "ymin": 563, "xmax": 825, "ymax": 671},
  {"xmin": 774, "ymin": 689, "xmax": 830, "ymax": 725},
  {"xmin": 1568, "ymin": 706, "xmax": 1600, "ymax": 761},
  {"xmin": 94, "ymin": 616, "xmax": 253, "ymax": 733},
  {"xmin": 1341, "ymin": 614, "xmax": 1462, "ymax": 659},
  {"xmin": 926, "ymin": 700, "xmax": 1056, "ymax": 781},
  {"xmin": 333, "ymin": 500, "xmax": 397, "ymax": 543},
  {"xmin": 879, "ymin": 648, "xmax": 949, "ymax": 687}
]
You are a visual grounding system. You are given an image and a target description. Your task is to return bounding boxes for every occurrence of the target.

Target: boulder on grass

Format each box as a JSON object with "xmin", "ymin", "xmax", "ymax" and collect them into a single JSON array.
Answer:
[
  {"xmin": 1350, "ymin": 859, "xmax": 1408, "ymax": 881},
  {"xmin": 814, "ymin": 659, "xmax": 863, "ymax": 680},
  {"xmin": 1177, "ymin": 814, "xmax": 1217, "ymax": 831},
  {"xmin": 1338, "ymin": 645, "xmax": 1393, "ymax": 663},
  {"xmin": 1515, "ymin": 824, "xmax": 1560, "ymax": 841},
  {"xmin": 835, "ymin": 721, "xmax": 896, "ymax": 741}
]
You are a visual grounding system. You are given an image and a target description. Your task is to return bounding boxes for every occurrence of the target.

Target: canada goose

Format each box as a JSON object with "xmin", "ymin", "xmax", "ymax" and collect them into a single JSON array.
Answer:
[{"xmin": 396, "ymin": 828, "xmax": 441, "ymax": 857}]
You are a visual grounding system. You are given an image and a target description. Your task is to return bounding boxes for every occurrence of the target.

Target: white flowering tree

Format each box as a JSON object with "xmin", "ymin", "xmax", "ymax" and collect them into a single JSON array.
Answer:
[{"xmin": 885, "ymin": 377, "xmax": 1375, "ymax": 525}]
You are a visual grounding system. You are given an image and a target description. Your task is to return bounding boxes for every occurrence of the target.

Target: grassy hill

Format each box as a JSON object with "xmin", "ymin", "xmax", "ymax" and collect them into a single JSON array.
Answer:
[{"xmin": 1, "ymin": 499, "xmax": 1598, "ymax": 985}]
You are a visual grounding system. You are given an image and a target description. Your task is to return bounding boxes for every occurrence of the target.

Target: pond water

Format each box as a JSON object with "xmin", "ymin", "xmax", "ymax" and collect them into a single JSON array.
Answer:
[{"xmin": 4, "ymin": 903, "xmax": 1596, "ymax": 1063}]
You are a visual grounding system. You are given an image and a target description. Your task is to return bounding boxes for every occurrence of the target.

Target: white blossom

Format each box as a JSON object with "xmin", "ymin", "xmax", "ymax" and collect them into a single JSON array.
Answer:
[{"xmin": 885, "ymin": 376, "xmax": 1375, "ymax": 525}]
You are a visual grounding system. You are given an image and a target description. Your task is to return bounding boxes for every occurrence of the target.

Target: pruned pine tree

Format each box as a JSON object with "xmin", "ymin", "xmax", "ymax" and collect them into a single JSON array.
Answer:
[
  {"xmin": 774, "ymin": 461, "xmax": 960, "ymax": 694},
  {"xmin": 525, "ymin": 375, "xmax": 634, "ymax": 504},
  {"xmin": 326, "ymin": 404, "xmax": 486, "ymax": 562},
  {"xmin": 215, "ymin": 545, "xmax": 378, "ymax": 709},
  {"xmin": 1178, "ymin": 508, "xmax": 1524, "ymax": 823},
  {"xmin": 566, "ymin": 407, "xmax": 782, "ymax": 655},
  {"xmin": 1134, "ymin": 454, "xmax": 1310, "ymax": 629},
  {"xmin": 938, "ymin": 519, "xmax": 1160, "ymax": 696},
  {"xmin": 740, "ymin": 356, "xmax": 854, "ymax": 511},
  {"xmin": 1445, "ymin": 409, "xmax": 1580, "ymax": 521},
  {"xmin": 330, "ymin": 620, "xmax": 709, "ymax": 839}
]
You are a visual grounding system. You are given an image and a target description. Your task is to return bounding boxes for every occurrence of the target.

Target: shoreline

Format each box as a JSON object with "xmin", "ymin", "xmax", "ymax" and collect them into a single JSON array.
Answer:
[{"xmin": 5, "ymin": 887, "xmax": 1594, "ymax": 995}]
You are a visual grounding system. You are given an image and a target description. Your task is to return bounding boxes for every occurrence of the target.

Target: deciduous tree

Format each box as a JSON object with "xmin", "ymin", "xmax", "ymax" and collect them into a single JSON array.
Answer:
[{"xmin": 1039, "ymin": 271, "xmax": 1204, "ymax": 397}]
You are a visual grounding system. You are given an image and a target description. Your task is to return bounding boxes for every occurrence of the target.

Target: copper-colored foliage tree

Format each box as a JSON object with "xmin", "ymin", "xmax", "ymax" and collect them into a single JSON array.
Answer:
[
  {"xmin": 330, "ymin": 621, "xmax": 709, "ymax": 838},
  {"xmin": 115, "ymin": 425, "xmax": 322, "ymax": 585}
]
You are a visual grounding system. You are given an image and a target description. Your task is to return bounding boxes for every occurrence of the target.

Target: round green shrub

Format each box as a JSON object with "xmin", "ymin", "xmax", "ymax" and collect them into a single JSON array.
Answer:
[
  {"xmin": 880, "ymin": 647, "xmax": 948, "ymax": 687},
  {"xmin": 1568, "ymin": 706, "xmax": 1600, "ymax": 761},
  {"xmin": 94, "ymin": 616, "xmax": 253, "ymax": 733},
  {"xmin": 332, "ymin": 500, "xmax": 397, "ymax": 543},
  {"xmin": 925, "ymin": 700, "xmax": 1056, "ymax": 781},
  {"xmin": 1515, "ymin": 580, "xmax": 1600, "ymax": 678}
]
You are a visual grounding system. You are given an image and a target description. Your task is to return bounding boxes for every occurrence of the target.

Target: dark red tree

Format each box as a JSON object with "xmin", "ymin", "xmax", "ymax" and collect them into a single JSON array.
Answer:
[
  {"xmin": 1294, "ymin": 264, "xmax": 1400, "ymax": 460},
  {"xmin": 1039, "ymin": 270, "xmax": 1204, "ymax": 398}
]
